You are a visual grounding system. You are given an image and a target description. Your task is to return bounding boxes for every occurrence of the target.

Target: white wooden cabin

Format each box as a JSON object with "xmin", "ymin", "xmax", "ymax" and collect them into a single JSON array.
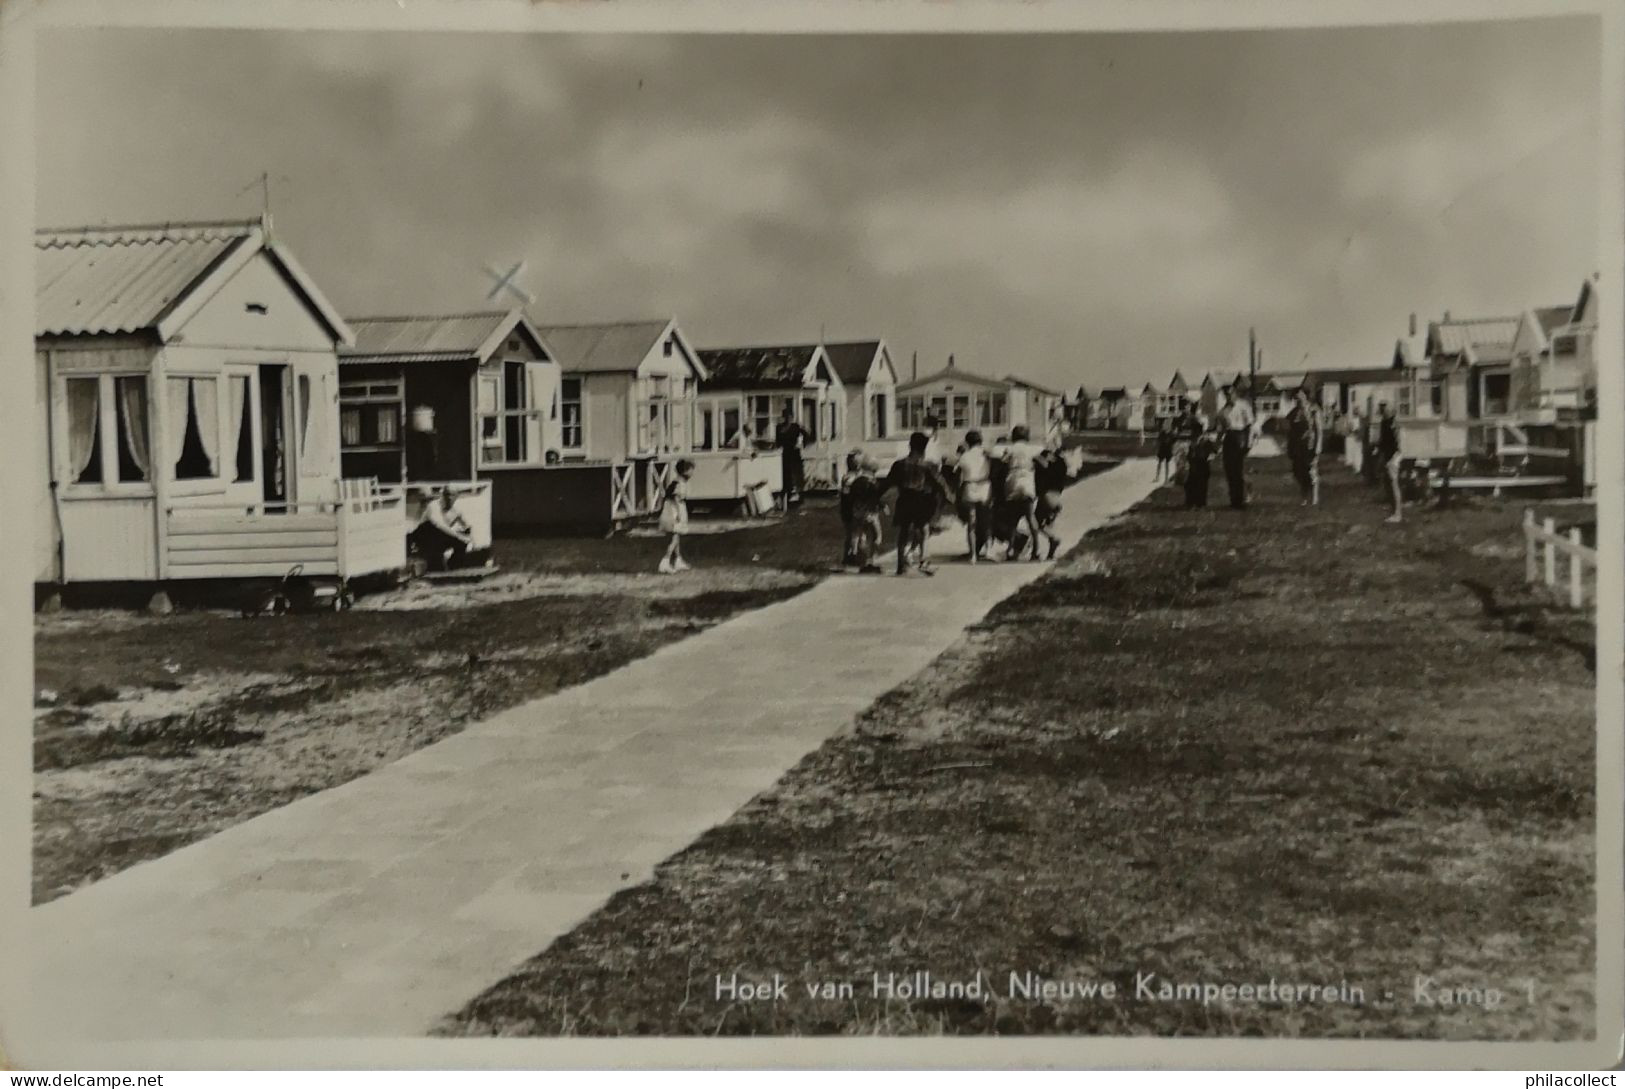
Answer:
[
  {"xmin": 534, "ymin": 318, "xmax": 706, "ymax": 463},
  {"xmin": 34, "ymin": 219, "xmax": 404, "ymax": 588},
  {"xmin": 695, "ymin": 343, "xmax": 846, "ymax": 492},
  {"xmin": 894, "ymin": 359, "xmax": 1013, "ymax": 453},
  {"xmin": 823, "ymin": 339, "xmax": 905, "ymax": 466}
]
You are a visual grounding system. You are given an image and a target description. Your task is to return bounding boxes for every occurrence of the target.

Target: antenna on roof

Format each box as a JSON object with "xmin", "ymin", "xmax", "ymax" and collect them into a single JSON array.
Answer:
[{"xmin": 237, "ymin": 171, "xmax": 288, "ymax": 241}]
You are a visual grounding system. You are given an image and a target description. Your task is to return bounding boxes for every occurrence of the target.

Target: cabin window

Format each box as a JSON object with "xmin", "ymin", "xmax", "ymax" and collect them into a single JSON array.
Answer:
[
  {"xmin": 825, "ymin": 400, "xmax": 839, "ymax": 440},
  {"xmin": 750, "ymin": 396, "xmax": 773, "ymax": 444},
  {"xmin": 722, "ymin": 407, "xmax": 743, "ymax": 448},
  {"xmin": 663, "ymin": 337, "xmax": 674, "ymax": 358},
  {"xmin": 978, "ymin": 393, "xmax": 1007, "ymax": 426},
  {"xmin": 65, "ymin": 377, "xmax": 104, "ymax": 484},
  {"xmin": 1156, "ymin": 393, "xmax": 1182, "ymax": 417},
  {"xmin": 559, "ymin": 378, "xmax": 583, "ymax": 450},
  {"xmin": 694, "ymin": 404, "xmax": 715, "ymax": 452},
  {"xmin": 950, "ymin": 395, "xmax": 970, "ymax": 429},
  {"xmin": 871, "ymin": 393, "xmax": 889, "ymax": 438},
  {"xmin": 168, "ymin": 376, "xmax": 219, "ymax": 481},
  {"xmin": 62, "ymin": 374, "xmax": 157, "ymax": 487},
  {"xmin": 927, "ymin": 396, "xmax": 948, "ymax": 427}
]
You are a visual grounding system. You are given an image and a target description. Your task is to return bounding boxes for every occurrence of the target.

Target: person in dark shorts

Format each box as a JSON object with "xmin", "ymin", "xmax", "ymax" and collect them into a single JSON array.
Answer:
[
  {"xmin": 1284, "ymin": 388, "xmax": 1323, "ymax": 506},
  {"xmin": 1154, "ymin": 419, "xmax": 1175, "ymax": 483},
  {"xmin": 879, "ymin": 431, "xmax": 951, "ymax": 576},
  {"xmin": 1033, "ymin": 446, "xmax": 1070, "ymax": 558},
  {"xmin": 1216, "ymin": 387, "xmax": 1256, "ymax": 510},
  {"xmin": 410, "ymin": 486, "xmax": 474, "ymax": 571}
]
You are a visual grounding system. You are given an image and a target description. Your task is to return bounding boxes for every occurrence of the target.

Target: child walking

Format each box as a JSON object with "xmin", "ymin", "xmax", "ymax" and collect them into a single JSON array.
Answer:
[
  {"xmin": 879, "ymin": 432, "xmax": 951, "ymax": 576},
  {"xmin": 847, "ymin": 455, "xmax": 885, "ymax": 573},
  {"xmin": 657, "ymin": 458, "xmax": 696, "ymax": 573}
]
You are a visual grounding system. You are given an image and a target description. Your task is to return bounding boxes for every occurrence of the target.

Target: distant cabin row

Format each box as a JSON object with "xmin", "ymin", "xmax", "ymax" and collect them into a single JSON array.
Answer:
[{"xmin": 32, "ymin": 218, "xmax": 1067, "ymax": 590}]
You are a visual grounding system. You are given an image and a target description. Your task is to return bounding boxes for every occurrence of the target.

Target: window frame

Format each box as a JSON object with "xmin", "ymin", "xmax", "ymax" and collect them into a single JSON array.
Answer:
[
  {"xmin": 476, "ymin": 359, "xmax": 547, "ymax": 469},
  {"xmin": 559, "ymin": 376, "xmax": 586, "ymax": 455},
  {"xmin": 55, "ymin": 370, "xmax": 158, "ymax": 499},
  {"xmin": 165, "ymin": 372, "xmax": 230, "ymax": 494}
]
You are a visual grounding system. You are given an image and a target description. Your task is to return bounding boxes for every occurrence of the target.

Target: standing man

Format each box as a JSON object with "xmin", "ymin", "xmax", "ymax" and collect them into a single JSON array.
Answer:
[
  {"xmin": 1216, "ymin": 386, "xmax": 1256, "ymax": 510},
  {"xmin": 1376, "ymin": 401, "xmax": 1404, "ymax": 523},
  {"xmin": 1284, "ymin": 388, "xmax": 1323, "ymax": 506},
  {"xmin": 775, "ymin": 404, "xmax": 807, "ymax": 512}
]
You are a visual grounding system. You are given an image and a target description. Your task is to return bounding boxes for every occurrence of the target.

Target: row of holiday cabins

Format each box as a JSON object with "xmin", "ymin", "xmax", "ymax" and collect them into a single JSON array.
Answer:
[
  {"xmin": 1062, "ymin": 278, "xmax": 1599, "ymax": 473},
  {"xmin": 32, "ymin": 218, "xmax": 1067, "ymax": 592}
]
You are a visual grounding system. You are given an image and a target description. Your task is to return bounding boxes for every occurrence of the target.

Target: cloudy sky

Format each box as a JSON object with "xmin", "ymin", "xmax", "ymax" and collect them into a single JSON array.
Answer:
[{"xmin": 38, "ymin": 19, "xmax": 1600, "ymax": 391}]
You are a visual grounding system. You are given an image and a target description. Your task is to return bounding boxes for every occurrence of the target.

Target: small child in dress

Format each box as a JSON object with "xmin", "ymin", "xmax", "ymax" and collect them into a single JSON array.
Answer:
[{"xmin": 657, "ymin": 459, "xmax": 696, "ymax": 574}]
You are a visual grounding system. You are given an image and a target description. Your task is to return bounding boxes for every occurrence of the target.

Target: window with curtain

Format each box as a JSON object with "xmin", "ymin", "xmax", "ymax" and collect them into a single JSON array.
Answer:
[
  {"xmin": 560, "ymin": 378, "xmax": 583, "ymax": 450},
  {"xmin": 114, "ymin": 376, "xmax": 151, "ymax": 483},
  {"xmin": 169, "ymin": 376, "xmax": 219, "ymax": 481},
  {"xmin": 228, "ymin": 375, "xmax": 254, "ymax": 483},
  {"xmin": 66, "ymin": 377, "xmax": 103, "ymax": 484},
  {"xmin": 722, "ymin": 406, "xmax": 742, "ymax": 448}
]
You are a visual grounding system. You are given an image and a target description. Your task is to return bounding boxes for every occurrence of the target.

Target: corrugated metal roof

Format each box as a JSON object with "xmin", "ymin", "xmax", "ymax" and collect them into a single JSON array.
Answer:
[
  {"xmin": 698, "ymin": 344, "xmax": 821, "ymax": 391},
  {"xmin": 1428, "ymin": 317, "xmax": 1519, "ymax": 356},
  {"xmin": 821, "ymin": 340, "xmax": 883, "ymax": 385},
  {"xmin": 35, "ymin": 221, "xmax": 256, "ymax": 337},
  {"xmin": 342, "ymin": 311, "xmax": 515, "ymax": 362},
  {"xmin": 535, "ymin": 319, "xmax": 672, "ymax": 374}
]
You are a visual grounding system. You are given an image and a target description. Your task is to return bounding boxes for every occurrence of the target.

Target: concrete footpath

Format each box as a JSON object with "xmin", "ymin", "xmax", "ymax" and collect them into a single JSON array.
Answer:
[{"xmin": 27, "ymin": 459, "xmax": 1157, "ymax": 1041}]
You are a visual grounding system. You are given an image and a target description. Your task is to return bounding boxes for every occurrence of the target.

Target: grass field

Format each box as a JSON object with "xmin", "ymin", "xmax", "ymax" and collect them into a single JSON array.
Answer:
[
  {"xmin": 441, "ymin": 456, "xmax": 1596, "ymax": 1040},
  {"xmin": 31, "ymin": 500, "xmax": 848, "ymax": 904}
]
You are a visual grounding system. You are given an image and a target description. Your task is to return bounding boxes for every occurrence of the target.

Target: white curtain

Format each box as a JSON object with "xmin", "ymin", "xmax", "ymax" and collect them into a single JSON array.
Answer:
[
  {"xmin": 194, "ymin": 378, "xmax": 219, "ymax": 476},
  {"xmin": 224, "ymin": 376, "xmax": 247, "ymax": 481},
  {"xmin": 117, "ymin": 377, "xmax": 150, "ymax": 481},
  {"xmin": 165, "ymin": 378, "xmax": 190, "ymax": 474},
  {"xmin": 67, "ymin": 379, "xmax": 100, "ymax": 481},
  {"xmin": 298, "ymin": 374, "xmax": 312, "ymax": 458}
]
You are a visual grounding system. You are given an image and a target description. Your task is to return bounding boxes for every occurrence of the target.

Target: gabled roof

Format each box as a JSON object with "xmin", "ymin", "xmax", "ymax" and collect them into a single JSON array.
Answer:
[
  {"xmin": 698, "ymin": 344, "xmax": 825, "ymax": 391},
  {"xmin": 821, "ymin": 340, "xmax": 890, "ymax": 386},
  {"xmin": 1167, "ymin": 370, "xmax": 1189, "ymax": 392},
  {"xmin": 534, "ymin": 319, "xmax": 681, "ymax": 375},
  {"xmin": 1004, "ymin": 373, "xmax": 1062, "ymax": 397},
  {"xmin": 1534, "ymin": 305, "xmax": 1573, "ymax": 338},
  {"xmin": 896, "ymin": 360, "xmax": 1009, "ymax": 393},
  {"xmin": 35, "ymin": 219, "xmax": 352, "ymax": 344},
  {"xmin": 341, "ymin": 309, "xmax": 544, "ymax": 365},
  {"xmin": 1425, "ymin": 316, "xmax": 1519, "ymax": 362}
]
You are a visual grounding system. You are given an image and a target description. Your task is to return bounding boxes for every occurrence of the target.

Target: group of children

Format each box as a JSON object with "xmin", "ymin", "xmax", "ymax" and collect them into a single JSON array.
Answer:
[
  {"xmin": 839, "ymin": 423, "xmax": 1072, "ymax": 577},
  {"xmin": 653, "ymin": 422, "xmax": 1074, "ymax": 576}
]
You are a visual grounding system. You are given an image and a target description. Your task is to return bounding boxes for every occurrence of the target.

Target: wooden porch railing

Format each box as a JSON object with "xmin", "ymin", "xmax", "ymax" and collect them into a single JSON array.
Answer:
[{"xmin": 1523, "ymin": 509, "xmax": 1596, "ymax": 609}]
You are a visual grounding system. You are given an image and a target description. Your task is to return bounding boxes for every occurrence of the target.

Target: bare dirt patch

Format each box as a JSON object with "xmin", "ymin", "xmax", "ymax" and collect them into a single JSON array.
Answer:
[{"xmin": 32, "ymin": 500, "xmax": 851, "ymax": 904}]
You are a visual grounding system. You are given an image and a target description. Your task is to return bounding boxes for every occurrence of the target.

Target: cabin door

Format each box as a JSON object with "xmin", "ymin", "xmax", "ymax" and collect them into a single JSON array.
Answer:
[{"xmin": 258, "ymin": 365, "xmax": 291, "ymax": 509}]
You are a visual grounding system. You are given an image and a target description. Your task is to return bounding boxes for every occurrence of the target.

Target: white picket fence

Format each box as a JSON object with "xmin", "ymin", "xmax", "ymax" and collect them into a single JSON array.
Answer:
[{"xmin": 1523, "ymin": 508, "xmax": 1596, "ymax": 609}]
